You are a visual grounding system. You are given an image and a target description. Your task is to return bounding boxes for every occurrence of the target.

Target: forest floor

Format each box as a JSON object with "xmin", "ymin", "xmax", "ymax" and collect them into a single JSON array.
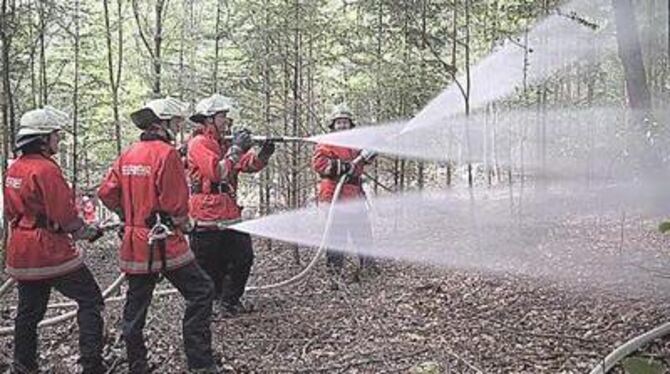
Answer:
[{"xmin": 1, "ymin": 217, "xmax": 670, "ymax": 373}]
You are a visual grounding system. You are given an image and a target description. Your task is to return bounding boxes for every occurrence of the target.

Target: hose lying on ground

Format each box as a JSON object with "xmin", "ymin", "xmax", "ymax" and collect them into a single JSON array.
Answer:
[
  {"xmin": 0, "ymin": 172, "xmax": 351, "ymax": 335},
  {"xmin": 0, "ymin": 273, "xmax": 127, "ymax": 336},
  {"xmin": 588, "ymin": 321, "xmax": 670, "ymax": 374},
  {"xmin": 0, "ymin": 278, "xmax": 16, "ymax": 298}
]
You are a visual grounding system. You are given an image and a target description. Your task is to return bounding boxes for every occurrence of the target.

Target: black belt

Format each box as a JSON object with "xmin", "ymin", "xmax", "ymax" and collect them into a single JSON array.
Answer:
[{"xmin": 189, "ymin": 182, "xmax": 230, "ymax": 194}]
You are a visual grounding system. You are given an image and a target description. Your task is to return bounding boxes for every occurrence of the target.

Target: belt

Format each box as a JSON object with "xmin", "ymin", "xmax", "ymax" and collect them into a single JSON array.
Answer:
[{"xmin": 189, "ymin": 181, "xmax": 230, "ymax": 194}]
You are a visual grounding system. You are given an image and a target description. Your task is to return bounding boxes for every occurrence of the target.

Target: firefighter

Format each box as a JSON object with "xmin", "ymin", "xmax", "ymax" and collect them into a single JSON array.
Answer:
[
  {"xmin": 312, "ymin": 104, "xmax": 378, "ymax": 289},
  {"xmin": 81, "ymin": 195, "xmax": 97, "ymax": 224},
  {"xmin": 187, "ymin": 94, "xmax": 275, "ymax": 315},
  {"xmin": 4, "ymin": 106, "xmax": 105, "ymax": 373},
  {"xmin": 98, "ymin": 97, "xmax": 218, "ymax": 373}
]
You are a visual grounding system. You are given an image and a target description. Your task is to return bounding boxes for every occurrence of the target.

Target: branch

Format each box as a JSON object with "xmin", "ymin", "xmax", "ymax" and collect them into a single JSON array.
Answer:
[{"xmin": 131, "ymin": 0, "xmax": 155, "ymax": 59}]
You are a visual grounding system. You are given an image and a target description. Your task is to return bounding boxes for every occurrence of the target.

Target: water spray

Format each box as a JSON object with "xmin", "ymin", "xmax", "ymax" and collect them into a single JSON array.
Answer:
[{"xmin": 223, "ymin": 135, "xmax": 311, "ymax": 144}]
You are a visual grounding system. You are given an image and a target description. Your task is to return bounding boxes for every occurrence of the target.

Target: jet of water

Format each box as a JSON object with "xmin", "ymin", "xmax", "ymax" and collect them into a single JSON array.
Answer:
[{"xmin": 232, "ymin": 179, "xmax": 670, "ymax": 297}]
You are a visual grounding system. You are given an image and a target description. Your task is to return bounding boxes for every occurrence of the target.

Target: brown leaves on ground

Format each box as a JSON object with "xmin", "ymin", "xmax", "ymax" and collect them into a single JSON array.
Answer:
[{"xmin": 1, "ymin": 227, "xmax": 669, "ymax": 373}]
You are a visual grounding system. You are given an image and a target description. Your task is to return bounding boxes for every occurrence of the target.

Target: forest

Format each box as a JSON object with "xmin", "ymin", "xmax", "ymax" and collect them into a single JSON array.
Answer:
[{"xmin": 1, "ymin": 0, "xmax": 670, "ymax": 372}]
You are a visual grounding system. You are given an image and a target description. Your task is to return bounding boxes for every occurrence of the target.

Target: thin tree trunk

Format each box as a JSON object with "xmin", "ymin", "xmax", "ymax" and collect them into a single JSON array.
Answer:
[
  {"xmin": 465, "ymin": 0, "xmax": 473, "ymax": 187},
  {"xmin": 71, "ymin": 0, "xmax": 81, "ymax": 194},
  {"xmin": 613, "ymin": 0, "xmax": 651, "ymax": 113},
  {"xmin": 132, "ymin": 0, "xmax": 164, "ymax": 96},
  {"xmin": 291, "ymin": 0, "xmax": 302, "ymax": 265},
  {"xmin": 373, "ymin": 0, "xmax": 384, "ymax": 195},
  {"xmin": 0, "ymin": 0, "xmax": 14, "ymax": 262},
  {"xmin": 38, "ymin": 0, "xmax": 47, "ymax": 106},
  {"xmin": 213, "ymin": 0, "xmax": 221, "ymax": 92},
  {"xmin": 104, "ymin": 0, "xmax": 124, "ymax": 156},
  {"xmin": 153, "ymin": 0, "xmax": 164, "ymax": 96},
  {"xmin": 417, "ymin": 0, "xmax": 427, "ymax": 190}
]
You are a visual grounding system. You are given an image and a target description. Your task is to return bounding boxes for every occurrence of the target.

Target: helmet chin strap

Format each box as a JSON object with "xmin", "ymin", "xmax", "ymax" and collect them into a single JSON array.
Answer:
[
  {"xmin": 164, "ymin": 126, "xmax": 176, "ymax": 142},
  {"xmin": 159, "ymin": 120, "xmax": 177, "ymax": 142},
  {"xmin": 40, "ymin": 134, "xmax": 57, "ymax": 155}
]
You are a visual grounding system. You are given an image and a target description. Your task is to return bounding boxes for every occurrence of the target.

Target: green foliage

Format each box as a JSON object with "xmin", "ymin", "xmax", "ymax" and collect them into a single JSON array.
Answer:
[
  {"xmin": 622, "ymin": 356, "xmax": 666, "ymax": 374},
  {"xmin": 0, "ymin": 0, "xmax": 668, "ymax": 195}
]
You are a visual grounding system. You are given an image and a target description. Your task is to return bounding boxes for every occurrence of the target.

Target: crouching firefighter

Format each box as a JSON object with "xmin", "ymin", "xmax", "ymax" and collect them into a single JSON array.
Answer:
[
  {"xmin": 4, "ymin": 107, "xmax": 105, "ymax": 373},
  {"xmin": 312, "ymin": 104, "xmax": 378, "ymax": 290},
  {"xmin": 187, "ymin": 94, "xmax": 275, "ymax": 316},
  {"xmin": 97, "ymin": 97, "xmax": 218, "ymax": 373}
]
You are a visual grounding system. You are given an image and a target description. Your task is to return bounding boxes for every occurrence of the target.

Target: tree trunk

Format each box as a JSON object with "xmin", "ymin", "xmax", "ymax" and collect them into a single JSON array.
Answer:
[
  {"xmin": 613, "ymin": 0, "xmax": 651, "ymax": 113},
  {"xmin": 291, "ymin": 0, "xmax": 302, "ymax": 265},
  {"xmin": 38, "ymin": 0, "xmax": 47, "ymax": 106},
  {"xmin": 71, "ymin": 0, "xmax": 81, "ymax": 194},
  {"xmin": 132, "ymin": 0, "xmax": 165, "ymax": 96},
  {"xmin": 104, "ymin": 0, "xmax": 124, "ymax": 156},
  {"xmin": 153, "ymin": 0, "xmax": 164, "ymax": 96},
  {"xmin": 1, "ymin": 0, "xmax": 15, "ymax": 153},
  {"xmin": 0, "ymin": 0, "xmax": 15, "ymax": 263},
  {"xmin": 213, "ymin": 0, "xmax": 221, "ymax": 92},
  {"xmin": 465, "ymin": 0, "xmax": 473, "ymax": 187}
]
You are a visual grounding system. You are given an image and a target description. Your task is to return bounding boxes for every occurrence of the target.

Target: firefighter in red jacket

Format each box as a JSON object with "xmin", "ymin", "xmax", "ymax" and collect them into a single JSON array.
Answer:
[
  {"xmin": 187, "ymin": 94, "xmax": 275, "ymax": 315},
  {"xmin": 81, "ymin": 195, "xmax": 97, "ymax": 224},
  {"xmin": 4, "ymin": 107, "xmax": 105, "ymax": 373},
  {"xmin": 98, "ymin": 98, "xmax": 217, "ymax": 373},
  {"xmin": 312, "ymin": 104, "xmax": 377, "ymax": 288}
]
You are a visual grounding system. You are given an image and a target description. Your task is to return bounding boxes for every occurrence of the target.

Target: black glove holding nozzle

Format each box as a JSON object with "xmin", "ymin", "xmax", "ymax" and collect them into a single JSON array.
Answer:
[
  {"xmin": 258, "ymin": 141, "xmax": 276, "ymax": 162},
  {"xmin": 329, "ymin": 159, "xmax": 353, "ymax": 177},
  {"xmin": 230, "ymin": 128, "xmax": 254, "ymax": 154}
]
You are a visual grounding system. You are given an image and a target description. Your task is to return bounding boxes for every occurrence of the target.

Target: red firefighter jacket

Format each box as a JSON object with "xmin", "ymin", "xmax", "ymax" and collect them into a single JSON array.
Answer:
[
  {"xmin": 82, "ymin": 200, "xmax": 97, "ymax": 224},
  {"xmin": 98, "ymin": 139, "xmax": 194, "ymax": 274},
  {"xmin": 312, "ymin": 143, "xmax": 368, "ymax": 203},
  {"xmin": 4, "ymin": 153, "xmax": 85, "ymax": 281},
  {"xmin": 187, "ymin": 125, "xmax": 266, "ymax": 223}
]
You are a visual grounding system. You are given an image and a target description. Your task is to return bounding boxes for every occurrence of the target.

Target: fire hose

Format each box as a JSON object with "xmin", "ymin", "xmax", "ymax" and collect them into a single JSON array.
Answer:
[
  {"xmin": 588, "ymin": 321, "xmax": 670, "ymax": 374},
  {"xmin": 0, "ymin": 151, "xmax": 362, "ymax": 335}
]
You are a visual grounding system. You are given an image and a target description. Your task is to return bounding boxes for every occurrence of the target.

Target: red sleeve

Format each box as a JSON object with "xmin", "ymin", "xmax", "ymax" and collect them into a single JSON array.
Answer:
[
  {"xmin": 97, "ymin": 159, "xmax": 122, "ymax": 212},
  {"xmin": 3, "ymin": 169, "xmax": 21, "ymax": 223},
  {"xmin": 188, "ymin": 136, "xmax": 222, "ymax": 182},
  {"xmin": 312, "ymin": 144, "xmax": 334, "ymax": 177},
  {"xmin": 157, "ymin": 149, "xmax": 189, "ymax": 218},
  {"xmin": 38, "ymin": 164, "xmax": 83, "ymax": 232},
  {"xmin": 235, "ymin": 151, "xmax": 266, "ymax": 173}
]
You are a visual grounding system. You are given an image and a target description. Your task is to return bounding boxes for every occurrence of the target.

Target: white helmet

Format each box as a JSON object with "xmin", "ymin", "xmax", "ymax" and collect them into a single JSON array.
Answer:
[
  {"xmin": 189, "ymin": 94, "xmax": 233, "ymax": 123},
  {"xmin": 130, "ymin": 96, "xmax": 189, "ymax": 129},
  {"xmin": 328, "ymin": 103, "xmax": 355, "ymax": 129},
  {"xmin": 15, "ymin": 106, "xmax": 69, "ymax": 149}
]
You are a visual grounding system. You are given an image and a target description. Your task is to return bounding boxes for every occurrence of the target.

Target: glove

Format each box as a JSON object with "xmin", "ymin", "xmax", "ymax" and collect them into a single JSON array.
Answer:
[
  {"xmin": 330, "ymin": 159, "xmax": 352, "ymax": 177},
  {"xmin": 360, "ymin": 149, "xmax": 377, "ymax": 163},
  {"xmin": 73, "ymin": 224, "xmax": 104, "ymax": 243},
  {"xmin": 258, "ymin": 141, "xmax": 276, "ymax": 162},
  {"xmin": 231, "ymin": 128, "xmax": 253, "ymax": 154}
]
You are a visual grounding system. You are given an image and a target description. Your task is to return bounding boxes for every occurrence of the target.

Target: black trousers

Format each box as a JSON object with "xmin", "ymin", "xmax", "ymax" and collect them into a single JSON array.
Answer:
[
  {"xmin": 14, "ymin": 266, "xmax": 104, "ymax": 373},
  {"xmin": 189, "ymin": 229, "xmax": 254, "ymax": 305},
  {"xmin": 122, "ymin": 262, "xmax": 215, "ymax": 372}
]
